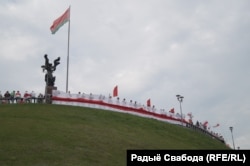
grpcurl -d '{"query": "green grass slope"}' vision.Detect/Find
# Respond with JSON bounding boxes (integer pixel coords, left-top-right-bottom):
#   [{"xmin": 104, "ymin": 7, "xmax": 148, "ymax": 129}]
[{"xmin": 0, "ymin": 104, "xmax": 228, "ymax": 166}]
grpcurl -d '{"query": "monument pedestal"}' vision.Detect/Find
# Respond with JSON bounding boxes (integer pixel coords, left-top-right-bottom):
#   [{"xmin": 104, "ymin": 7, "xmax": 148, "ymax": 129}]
[{"xmin": 45, "ymin": 86, "xmax": 57, "ymax": 104}]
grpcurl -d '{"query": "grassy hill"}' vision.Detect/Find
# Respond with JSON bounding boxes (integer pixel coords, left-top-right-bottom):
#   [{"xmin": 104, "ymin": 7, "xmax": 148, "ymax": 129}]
[{"xmin": 0, "ymin": 104, "xmax": 228, "ymax": 166}]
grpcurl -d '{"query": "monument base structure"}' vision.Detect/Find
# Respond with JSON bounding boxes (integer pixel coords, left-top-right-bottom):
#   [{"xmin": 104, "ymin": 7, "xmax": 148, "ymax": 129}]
[{"xmin": 45, "ymin": 86, "xmax": 57, "ymax": 104}]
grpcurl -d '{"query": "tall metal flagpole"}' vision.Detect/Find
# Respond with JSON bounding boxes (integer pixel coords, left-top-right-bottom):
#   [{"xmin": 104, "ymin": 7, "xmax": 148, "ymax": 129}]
[{"xmin": 66, "ymin": 6, "xmax": 71, "ymax": 93}]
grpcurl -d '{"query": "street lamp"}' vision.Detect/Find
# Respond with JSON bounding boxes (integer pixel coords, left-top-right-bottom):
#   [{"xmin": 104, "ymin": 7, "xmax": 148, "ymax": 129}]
[
  {"xmin": 176, "ymin": 94, "xmax": 184, "ymax": 126},
  {"xmin": 229, "ymin": 126, "xmax": 235, "ymax": 150}
]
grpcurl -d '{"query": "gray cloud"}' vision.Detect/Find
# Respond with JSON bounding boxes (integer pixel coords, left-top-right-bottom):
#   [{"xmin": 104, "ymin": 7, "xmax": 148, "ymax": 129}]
[{"xmin": 0, "ymin": 0, "xmax": 250, "ymax": 149}]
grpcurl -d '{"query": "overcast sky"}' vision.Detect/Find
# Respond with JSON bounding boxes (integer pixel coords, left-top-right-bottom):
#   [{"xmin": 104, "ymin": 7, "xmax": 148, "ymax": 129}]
[{"xmin": 1, "ymin": 0, "xmax": 250, "ymax": 149}]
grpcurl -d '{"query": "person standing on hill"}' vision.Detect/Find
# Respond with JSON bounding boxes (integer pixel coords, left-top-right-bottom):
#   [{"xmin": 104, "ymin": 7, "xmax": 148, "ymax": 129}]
[
  {"xmin": 4, "ymin": 91, "xmax": 11, "ymax": 103},
  {"xmin": 15, "ymin": 91, "xmax": 22, "ymax": 103},
  {"xmin": 0, "ymin": 91, "xmax": 2, "ymax": 104},
  {"xmin": 24, "ymin": 91, "xmax": 31, "ymax": 103},
  {"xmin": 10, "ymin": 90, "xmax": 15, "ymax": 103}
]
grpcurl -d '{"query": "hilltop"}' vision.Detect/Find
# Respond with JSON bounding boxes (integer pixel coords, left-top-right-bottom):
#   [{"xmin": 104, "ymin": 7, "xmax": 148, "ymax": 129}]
[{"xmin": 0, "ymin": 104, "xmax": 229, "ymax": 166}]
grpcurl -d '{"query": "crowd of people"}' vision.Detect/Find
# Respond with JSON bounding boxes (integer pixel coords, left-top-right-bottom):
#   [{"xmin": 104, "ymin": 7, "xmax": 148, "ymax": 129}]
[
  {"xmin": 0, "ymin": 90, "xmax": 44, "ymax": 104},
  {"xmin": 186, "ymin": 120, "xmax": 225, "ymax": 143}
]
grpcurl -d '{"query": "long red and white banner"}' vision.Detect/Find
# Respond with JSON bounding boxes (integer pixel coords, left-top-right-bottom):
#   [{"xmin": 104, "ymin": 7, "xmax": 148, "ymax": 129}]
[{"xmin": 51, "ymin": 90, "xmax": 185, "ymax": 125}]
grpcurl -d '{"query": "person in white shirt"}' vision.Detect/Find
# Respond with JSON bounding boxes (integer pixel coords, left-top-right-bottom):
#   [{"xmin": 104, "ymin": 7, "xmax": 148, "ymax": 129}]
[
  {"xmin": 31, "ymin": 91, "xmax": 36, "ymax": 103},
  {"xmin": 15, "ymin": 91, "xmax": 22, "ymax": 103},
  {"xmin": 31, "ymin": 91, "xmax": 36, "ymax": 98}
]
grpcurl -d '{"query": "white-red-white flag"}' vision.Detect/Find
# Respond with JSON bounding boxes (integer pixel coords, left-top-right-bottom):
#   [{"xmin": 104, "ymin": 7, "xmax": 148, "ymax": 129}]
[
  {"xmin": 169, "ymin": 108, "xmax": 175, "ymax": 113},
  {"xmin": 203, "ymin": 121, "xmax": 209, "ymax": 127}
]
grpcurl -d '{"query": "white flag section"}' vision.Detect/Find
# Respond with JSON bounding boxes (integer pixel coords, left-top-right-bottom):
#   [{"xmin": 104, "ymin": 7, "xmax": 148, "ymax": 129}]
[{"xmin": 52, "ymin": 90, "xmax": 183, "ymax": 125}]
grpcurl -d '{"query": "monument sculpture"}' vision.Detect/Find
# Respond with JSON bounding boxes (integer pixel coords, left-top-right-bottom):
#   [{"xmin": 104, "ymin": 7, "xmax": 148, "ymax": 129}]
[{"xmin": 41, "ymin": 54, "xmax": 60, "ymax": 103}]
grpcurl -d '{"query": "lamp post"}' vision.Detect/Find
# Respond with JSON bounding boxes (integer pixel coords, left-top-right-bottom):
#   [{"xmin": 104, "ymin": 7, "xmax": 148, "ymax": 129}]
[
  {"xmin": 229, "ymin": 126, "xmax": 235, "ymax": 150},
  {"xmin": 176, "ymin": 94, "xmax": 184, "ymax": 126}
]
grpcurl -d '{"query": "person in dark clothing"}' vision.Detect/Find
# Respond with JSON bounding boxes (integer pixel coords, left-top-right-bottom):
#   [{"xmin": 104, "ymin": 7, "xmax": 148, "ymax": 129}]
[{"xmin": 4, "ymin": 91, "xmax": 11, "ymax": 103}]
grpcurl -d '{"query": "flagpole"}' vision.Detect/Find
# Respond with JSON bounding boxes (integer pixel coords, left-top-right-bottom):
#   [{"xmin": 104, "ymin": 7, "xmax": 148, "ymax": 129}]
[{"xmin": 66, "ymin": 6, "xmax": 71, "ymax": 93}]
